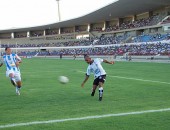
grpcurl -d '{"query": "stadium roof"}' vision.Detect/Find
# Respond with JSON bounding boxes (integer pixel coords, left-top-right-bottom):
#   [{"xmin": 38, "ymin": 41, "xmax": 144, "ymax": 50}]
[{"xmin": 1, "ymin": 0, "xmax": 170, "ymax": 33}]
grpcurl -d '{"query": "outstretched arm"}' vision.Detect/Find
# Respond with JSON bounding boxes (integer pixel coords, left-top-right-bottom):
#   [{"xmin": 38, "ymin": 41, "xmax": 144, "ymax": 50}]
[
  {"xmin": 15, "ymin": 55, "xmax": 22, "ymax": 67},
  {"xmin": 81, "ymin": 74, "xmax": 90, "ymax": 88},
  {"xmin": 103, "ymin": 59, "xmax": 114, "ymax": 64}
]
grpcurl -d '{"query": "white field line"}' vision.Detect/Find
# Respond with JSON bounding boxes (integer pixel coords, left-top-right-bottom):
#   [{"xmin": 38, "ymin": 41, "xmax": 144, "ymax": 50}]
[
  {"xmin": 76, "ymin": 70, "xmax": 170, "ymax": 85},
  {"xmin": 0, "ymin": 108, "xmax": 170, "ymax": 129},
  {"xmin": 109, "ymin": 75, "xmax": 170, "ymax": 85}
]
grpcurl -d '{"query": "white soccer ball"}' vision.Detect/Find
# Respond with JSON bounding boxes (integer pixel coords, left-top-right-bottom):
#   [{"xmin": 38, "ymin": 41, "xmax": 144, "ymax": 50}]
[{"xmin": 59, "ymin": 76, "xmax": 69, "ymax": 84}]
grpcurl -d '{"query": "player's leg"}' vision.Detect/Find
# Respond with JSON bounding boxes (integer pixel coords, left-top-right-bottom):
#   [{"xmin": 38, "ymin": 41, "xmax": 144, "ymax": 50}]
[
  {"xmin": 91, "ymin": 79, "xmax": 98, "ymax": 96},
  {"xmin": 6, "ymin": 70, "xmax": 21, "ymax": 95},
  {"xmin": 11, "ymin": 79, "xmax": 17, "ymax": 86},
  {"xmin": 15, "ymin": 73, "xmax": 22, "ymax": 95},
  {"xmin": 98, "ymin": 75, "xmax": 106, "ymax": 101},
  {"xmin": 7, "ymin": 71, "xmax": 17, "ymax": 87},
  {"xmin": 98, "ymin": 82, "xmax": 104, "ymax": 101},
  {"xmin": 91, "ymin": 85, "xmax": 97, "ymax": 96},
  {"xmin": 15, "ymin": 80, "xmax": 22, "ymax": 95}
]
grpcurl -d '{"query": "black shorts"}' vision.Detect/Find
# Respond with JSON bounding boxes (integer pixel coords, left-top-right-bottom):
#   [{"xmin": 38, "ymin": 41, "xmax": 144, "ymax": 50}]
[{"xmin": 93, "ymin": 75, "xmax": 106, "ymax": 86}]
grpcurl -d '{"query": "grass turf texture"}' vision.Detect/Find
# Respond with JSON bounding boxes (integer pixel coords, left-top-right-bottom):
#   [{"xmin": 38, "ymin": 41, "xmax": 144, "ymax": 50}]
[{"xmin": 0, "ymin": 58, "xmax": 170, "ymax": 130}]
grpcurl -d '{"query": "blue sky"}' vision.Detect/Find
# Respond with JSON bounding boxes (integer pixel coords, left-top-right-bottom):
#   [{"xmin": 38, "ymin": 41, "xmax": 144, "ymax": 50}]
[{"xmin": 0, "ymin": 0, "xmax": 115, "ymax": 30}]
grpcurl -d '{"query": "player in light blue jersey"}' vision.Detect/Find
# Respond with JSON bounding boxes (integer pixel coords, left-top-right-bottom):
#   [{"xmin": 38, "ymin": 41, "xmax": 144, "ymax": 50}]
[
  {"xmin": 81, "ymin": 55, "xmax": 114, "ymax": 101},
  {"xmin": 3, "ymin": 47, "xmax": 22, "ymax": 95}
]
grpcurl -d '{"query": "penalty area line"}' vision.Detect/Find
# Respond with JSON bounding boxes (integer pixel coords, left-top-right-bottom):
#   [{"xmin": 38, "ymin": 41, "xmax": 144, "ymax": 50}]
[{"xmin": 0, "ymin": 108, "xmax": 170, "ymax": 129}]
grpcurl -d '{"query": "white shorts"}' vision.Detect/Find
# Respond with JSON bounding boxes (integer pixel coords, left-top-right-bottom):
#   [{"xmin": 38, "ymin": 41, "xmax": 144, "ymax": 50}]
[{"xmin": 6, "ymin": 70, "xmax": 21, "ymax": 82}]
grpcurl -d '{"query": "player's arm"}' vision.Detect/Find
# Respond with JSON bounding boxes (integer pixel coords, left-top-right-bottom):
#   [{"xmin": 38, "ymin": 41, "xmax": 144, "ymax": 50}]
[
  {"xmin": 16, "ymin": 55, "xmax": 22, "ymax": 63},
  {"xmin": 103, "ymin": 59, "xmax": 114, "ymax": 64},
  {"xmin": 15, "ymin": 55, "xmax": 22, "ymax": 67},
  {"xmin": 81, "ymin": 74, "xmax": 90, "ymax": 88}
]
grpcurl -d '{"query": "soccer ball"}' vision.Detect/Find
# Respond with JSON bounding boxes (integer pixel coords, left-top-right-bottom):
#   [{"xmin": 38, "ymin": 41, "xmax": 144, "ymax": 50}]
[{"xmin": 59, "ymin": 76, "xmax": 69, "ymax": 84}]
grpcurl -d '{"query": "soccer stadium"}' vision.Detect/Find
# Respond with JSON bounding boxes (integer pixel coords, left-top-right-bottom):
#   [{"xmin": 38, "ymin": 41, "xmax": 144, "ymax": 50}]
[{"xmin": 0, "ymin": 0, "xmax": 170, "ymax": 129}]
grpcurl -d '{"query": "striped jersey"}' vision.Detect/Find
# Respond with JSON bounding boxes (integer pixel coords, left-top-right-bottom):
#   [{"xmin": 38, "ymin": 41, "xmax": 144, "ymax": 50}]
[{"xmin": 3, "ymin": 53, "xmax": 21, "ymax": 72}]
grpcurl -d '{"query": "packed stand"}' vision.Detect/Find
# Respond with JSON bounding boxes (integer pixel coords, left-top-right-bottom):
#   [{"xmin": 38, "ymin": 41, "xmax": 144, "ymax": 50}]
[
  {"xmin": 105, "ymin": 14, "xmax": 163, "ymax": 32},
  {"xmin": 12, "ymin": 42, "xmax": 170, "ymax": 57},
  {"xmin": 132, "ymin": 33, "xmax": 170, "ymax": 43}
]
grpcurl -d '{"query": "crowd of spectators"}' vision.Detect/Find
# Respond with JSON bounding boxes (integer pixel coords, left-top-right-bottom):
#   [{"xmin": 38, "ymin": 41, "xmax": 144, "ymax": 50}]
[
  {"xmin": 123, "ymin": 42, "xmax": 170, "ymax": 55},
  {"xmin": 0, "ymin": 34, "xmax": 130, "ymax": 48},
  {"xmin": 1, "ymin": 32, "xmax": 170, "ymax": 57},
  {"xmin": 30, "ymin": 32, "xmax": 43, "ymax": 37},
  {"xmin": 12, "ymin": 42, "xmax": 170, "ymax": 57},
  {"xmin": 132, "ymin": 33, "xmax": 170, "ymax": 43},
  {"xmin": 46, "ymin": 30, "xmax": 58, "ymax": 35},
  {"xmin": 105, "ymin": 14, "xmax": 162, "ymax": 32},
  {"xmin": 1, "ymin": 32, "xmax": 169, "ymax": 49},
  {"xmin": 1, "ymin": 40, "xmax": 91, "ymax": 48}
]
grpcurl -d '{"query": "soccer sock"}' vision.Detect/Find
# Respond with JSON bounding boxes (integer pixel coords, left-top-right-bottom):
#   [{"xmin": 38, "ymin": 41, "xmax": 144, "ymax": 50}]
[
  {"xmin": 99, "ymin": 87, "xmax": 103, "ymax": 97},
  {"xmin": 16, "ymin": 87, "xmax": 18, "ymax": 92},
  {"xmin": 15, "ymin": 86, "xmax": 21, "ymax": 95},
  {"xmin": 16, "ymin": 86, "xmax": 21, "ymax": 92}
]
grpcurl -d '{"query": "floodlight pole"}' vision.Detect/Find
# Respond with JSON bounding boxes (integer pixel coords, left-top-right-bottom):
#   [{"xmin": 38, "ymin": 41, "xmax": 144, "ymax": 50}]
[{"xmin": 56, "ymin": 0, "xmax": 61, "ymax": 22}]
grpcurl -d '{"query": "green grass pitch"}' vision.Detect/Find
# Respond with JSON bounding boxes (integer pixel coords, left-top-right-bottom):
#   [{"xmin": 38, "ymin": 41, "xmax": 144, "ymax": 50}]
[{"xmin": 0, "ymin": 58, "xmax": 170, "ymax": 130}]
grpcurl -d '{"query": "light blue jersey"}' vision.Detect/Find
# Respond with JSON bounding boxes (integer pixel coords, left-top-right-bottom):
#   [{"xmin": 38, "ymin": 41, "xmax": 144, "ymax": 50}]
[{"xmin": 3, "ymin": 53, "xmax": 21, "ymax": 72}]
